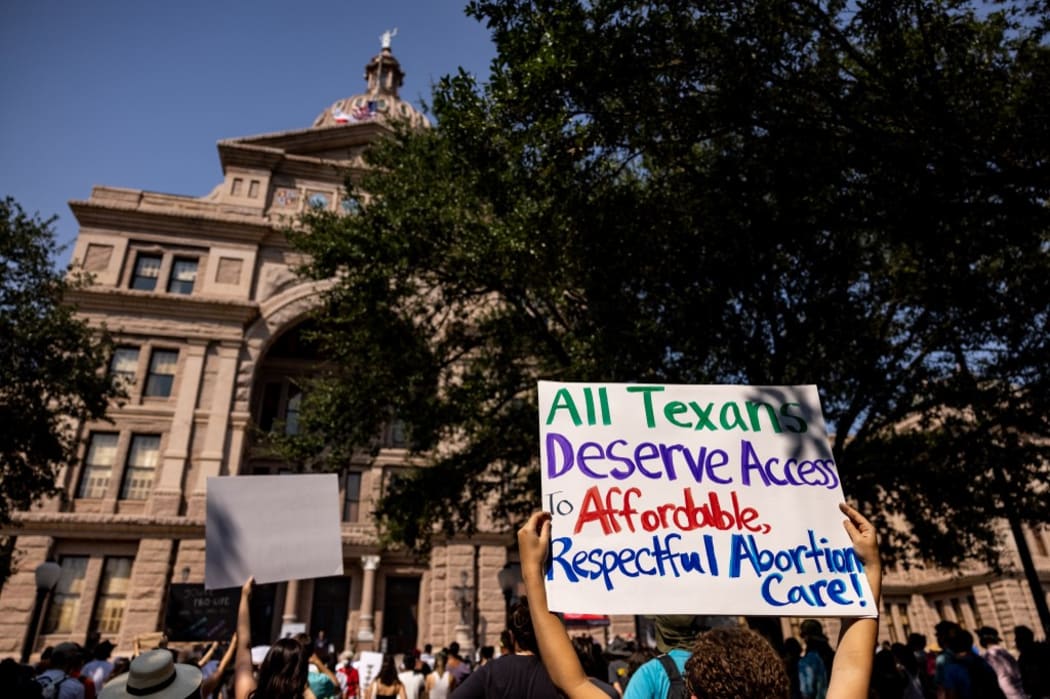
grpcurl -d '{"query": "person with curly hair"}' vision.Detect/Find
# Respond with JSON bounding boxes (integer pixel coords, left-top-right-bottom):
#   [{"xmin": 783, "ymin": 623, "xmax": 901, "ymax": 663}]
[
  {"xmin": 683, "ymin": 627, "xmax": 790, "ymax": 698},
  {"xmin": 517, "ymin": 502, "xmax": 882, "ymax": 699}
]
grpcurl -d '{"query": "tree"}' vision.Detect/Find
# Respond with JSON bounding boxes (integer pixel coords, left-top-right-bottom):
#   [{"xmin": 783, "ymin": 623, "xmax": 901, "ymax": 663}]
[
  {"xmin": 0, "ymin": 198, "xmax": 121, "ymax": 529},
  {"xmin": 289, "ymin": 0, "xmax": 1050, "ymax": 585}
]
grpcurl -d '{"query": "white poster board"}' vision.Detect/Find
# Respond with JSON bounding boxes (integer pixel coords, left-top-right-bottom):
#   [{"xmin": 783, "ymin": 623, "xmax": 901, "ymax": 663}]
[
  {"xmin": 355, "ymin": 651, "xmax": 384, "ymax": 690},
  {"xmin": 205, "ymin": 474, "xmax": 344, "ymax": 590},
  {"xmin": 538, "ymin": 382, "xmax": 876, "ymax": 617}
]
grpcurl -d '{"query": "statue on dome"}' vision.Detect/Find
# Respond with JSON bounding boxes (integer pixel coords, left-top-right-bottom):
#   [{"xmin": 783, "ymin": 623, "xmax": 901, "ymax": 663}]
[{"xmin": 380, "ymin": 27, "xmax": 398, "ymax": 50}]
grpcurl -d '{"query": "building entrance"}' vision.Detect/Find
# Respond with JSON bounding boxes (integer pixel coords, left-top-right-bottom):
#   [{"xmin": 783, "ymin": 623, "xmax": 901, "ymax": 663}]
[
  {"xmin": 310, "ymin": 575, "xmax": 350, "ymax": 653},
  {"xmin": 381, "ymin": 576, "xmax": 420, "ymax": 654}
]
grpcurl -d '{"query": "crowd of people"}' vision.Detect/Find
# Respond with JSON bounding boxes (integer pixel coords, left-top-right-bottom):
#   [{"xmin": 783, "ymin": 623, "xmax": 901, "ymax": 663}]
[{"xmin": 5, "ymin": 502, "xmax": 1050, "ymax": 699}]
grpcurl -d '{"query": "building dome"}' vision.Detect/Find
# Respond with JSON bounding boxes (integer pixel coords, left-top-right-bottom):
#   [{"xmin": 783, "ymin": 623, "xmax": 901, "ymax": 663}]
[{"xmin": 313, "ymin": 37, "xmax": 429, "ymax": 130}]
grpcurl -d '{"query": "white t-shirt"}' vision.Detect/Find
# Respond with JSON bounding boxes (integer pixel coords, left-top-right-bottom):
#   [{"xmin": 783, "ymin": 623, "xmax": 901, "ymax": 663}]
[{"xmin": 398, "ymin": 671, "xmax": 425, "ymax": 699}]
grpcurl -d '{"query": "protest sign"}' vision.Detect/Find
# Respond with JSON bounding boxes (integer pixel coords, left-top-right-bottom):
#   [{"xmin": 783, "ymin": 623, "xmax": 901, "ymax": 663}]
[
  {"xmin": 164, "ymin": 584, "xmax": 238, "ymax": 641},
  {"xmin": 205, "ymin": 474, "xmax": 343, "ymax": 590},
  {"xmin": 356, "ymin": 651, "xmax": 384, "ymax": 690},
  {"xmin": 538, "ymin": 382, "xmax": 876, "ymax": 617}
]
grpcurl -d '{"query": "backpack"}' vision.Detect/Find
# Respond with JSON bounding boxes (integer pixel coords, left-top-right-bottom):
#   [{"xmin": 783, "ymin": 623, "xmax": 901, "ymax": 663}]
[
  {"xmin": 657, "ymin": 654, "xmax": 687, "ymax": 699},
  {"xmin": 35, "ymin": 673, "xmax": 68, "ymax": 699}
]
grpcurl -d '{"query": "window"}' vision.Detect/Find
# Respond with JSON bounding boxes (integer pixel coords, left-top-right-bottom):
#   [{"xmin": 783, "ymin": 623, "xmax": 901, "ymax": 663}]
[
  {"xmin": 79, "ymin": 433, "xmax": 118, "ymax": 498},
  {"xmin": 343, "ymin": 471, "xmax": 362, "ymax": 522},
  {"xmin": 231, "ymin": 177, "xmax": 244, "ymax": 196},
  {"xmin": 120, "ymin": 435, "xmax": 160, "ymax": 500},
  {"xmin": 258, "ymin": 379, "xmax": 303, "ymax": 434},
  {"xmin": 284, "ymin": 386, "xmax": 302, "ymax": 435},
  {"xmin": 167, "ymin": 258, "xmax": 198, "ymax": 294},
  {"xmin": 91, "ymin": 557, "xmax": 133, "ymax": 634},
  {"xmin": 144, "ymin": 349, "xmax": 178, "ymax": 397},
  {"xmin": 131, "ymin": 253, "xmax": 162, "ymax": 291},
  {"xmin": 248, "ymin": 180, "xmax": 260, "ymax": 198},
  {"xmin": 882, "ymin": 598, "xmax": 912, "ymax": 644},
  {"xmin": 933, "ymin": 591, "xmax": 982, "ymax": 629},
  {"xmin": 384, "ymin": 418, "xmax": 408, "ymax": 448},
  {"xmin": 1029, "ymin": 526, "xmax": 1049, "ymax": 558},
  {"xmin": 43, "ymin": 556, "xmax": 88, "ymax": 633},
  {"xmin": 109, "ymin": 347, "xmax": 139, "ymax": 384}
]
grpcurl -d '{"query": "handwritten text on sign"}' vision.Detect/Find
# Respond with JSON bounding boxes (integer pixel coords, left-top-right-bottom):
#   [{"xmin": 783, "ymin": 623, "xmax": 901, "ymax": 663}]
[{"xmin": 538, "ymin": 382, "xmax": 876, "ymax": 617}]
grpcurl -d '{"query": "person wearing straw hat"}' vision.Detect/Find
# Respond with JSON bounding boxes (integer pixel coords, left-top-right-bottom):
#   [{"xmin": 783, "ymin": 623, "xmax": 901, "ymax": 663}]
[{"xmin": 99, "ymin": 649, "xmax": 202, "ymax": 699}]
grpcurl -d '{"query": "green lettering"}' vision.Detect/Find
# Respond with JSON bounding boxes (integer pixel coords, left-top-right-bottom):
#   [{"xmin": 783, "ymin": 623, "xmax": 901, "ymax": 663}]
[
  {"xmin": 546, "ymin": 388, "xmax": 582, "ymax": 426},
  {"xmin": 745, "ymin": 401, "xmax": 783, "ymax": 433},
  {"xmin": 627, "ymin": 385, "xmax": 665, "ymax": 428}
]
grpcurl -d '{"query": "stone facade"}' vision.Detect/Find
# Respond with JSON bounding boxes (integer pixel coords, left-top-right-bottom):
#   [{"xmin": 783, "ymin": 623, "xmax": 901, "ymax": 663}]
[{"xmin": 1, "ymin": 43, "xmax": 1048, "ymax": 663}]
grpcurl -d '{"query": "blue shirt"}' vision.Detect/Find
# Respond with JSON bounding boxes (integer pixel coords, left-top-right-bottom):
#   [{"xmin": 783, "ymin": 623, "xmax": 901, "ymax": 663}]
[{"xmin": 623, "ymin": 649, "xmax": 690, "ymax": 699}]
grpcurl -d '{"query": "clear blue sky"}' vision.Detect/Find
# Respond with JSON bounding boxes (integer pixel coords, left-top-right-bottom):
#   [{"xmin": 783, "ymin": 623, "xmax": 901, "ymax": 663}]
[{"xmin": 0, "ymin": 0, "xmax": 496, "ymax": 265}]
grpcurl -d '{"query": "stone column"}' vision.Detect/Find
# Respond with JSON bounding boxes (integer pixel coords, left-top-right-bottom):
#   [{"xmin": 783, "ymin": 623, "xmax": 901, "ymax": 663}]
[
  {"xmin": 357, "ymin": 555, "xmax": 381, "ymax": 649},
  {"xmin": 283, "ymin": 580, "xmax": 300, "ymax": 624},
  {"xmin": 152, "ymin": 340, "xmax": 207, "ymax": 516},
  {"xmin": 189, "ymin": 342, "xmax": 241, "ymax": 517}
]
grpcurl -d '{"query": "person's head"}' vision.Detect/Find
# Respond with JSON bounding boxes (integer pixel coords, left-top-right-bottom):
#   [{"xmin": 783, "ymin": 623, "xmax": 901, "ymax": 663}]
[
  {"xmin": 448, "ymin": 642, "xmax": 460, "ymax": 658},
  {"xmin": 906, "ymin": 633, "xmax": 927, "ymax": 651},
  {"xmin": 378, "ymin": 654, "xmax": 399, "ymax": 685},
  {"xmin": 891, "ymin": 642, "xmax": 917, "ymax": 675},
  {"xmin": 1014, "ymin": 625, "xmax": 1035, "ymax": 651},
  {"xmin": 432, "ymin": 651, "xmax": 447, "ymax": 674},
  {"xmin": 653, "ymin": 615, "xmax": 703, "ymax": 653},
  {"xmin": 499, "ymin": 630, "xmax": 514, "ymax": 655},
  {"xmin": 782, "ymin": 637, "xmax": 802, "ymax": 660},
  {"xmin": 624, "ymin": 648, "xmax": 657, "ymax": 685},
  {"xmin": 253, "ymin": 637, "xmax": 310, "ymax": 699},
  {"xmin": 51, "ymin": 642, "xmax": 83, "ymax": 673},
  {"xmin": 571, "ymin": 636, "xmax": 602, "ymax": 677},
  {"xmin": 684, "ymin": 628, "xmax": 789, "ymax": 699},
  {"xmin": 110, "ymin": 657, "xmax": 131, "ymax": 680},
  {"xmin": 479, "ymin": 646, "xmax": 494, "ymax": 663},
  {"xmin": 799, "ymin": 620, "xmax": 827, "ymax": 645},
  {"xmin": 98, "ymin": 648, "xmax": 202, "ymax": 699},
  {"xmin": 946, "ymin": 629, "xmax": 974, "ymax": 655},
  {"xmin": 93, "ymin": 640, "xmax": 115, "ymax": 661},
  {"xmin": 509, "ymin": 596, "xmax": 539, "ymax": 654},
  {"xmin": 934, "ymin": 620, "xmax": 960, "ymax": 647},
  {"xmin": 424, "ymin": 644, "xmax": 432, "ymax": 654},
  {"xmin": 977, "ymin": 626, "xmax": 1001, "ymax": 648}
]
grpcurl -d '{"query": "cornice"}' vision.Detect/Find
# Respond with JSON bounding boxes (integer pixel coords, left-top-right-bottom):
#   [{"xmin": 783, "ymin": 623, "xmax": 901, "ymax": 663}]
[
  {"xmin": 221, "ymin": 121, "xmax": 389, "ymax": 153},
  {"xmin": 70, "ymin": 199, "xmax": 276, "ymax": 246},
  {"xmin": 5, "ymin": 512, "xmax": 387, "ymax": 548},
  {"xmin": 67, "ymin": 287, "xmax": 259, "ymax": 326},
  {"xmin": 6, "ymin": 511, "xmax": 205, "ymax": 540}
]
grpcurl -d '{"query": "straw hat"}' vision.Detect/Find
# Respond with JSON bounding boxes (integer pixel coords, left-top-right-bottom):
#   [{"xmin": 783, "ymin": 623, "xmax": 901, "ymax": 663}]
[{"xmin": 100, "ymin": 649, "xmax": 202, "ymax": 699}]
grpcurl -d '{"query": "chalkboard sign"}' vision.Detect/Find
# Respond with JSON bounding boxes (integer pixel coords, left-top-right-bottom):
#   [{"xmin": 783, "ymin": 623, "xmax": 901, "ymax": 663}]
[{"xmin": 164, "ymin": 584, "xmax": 239, "ymax": 642}]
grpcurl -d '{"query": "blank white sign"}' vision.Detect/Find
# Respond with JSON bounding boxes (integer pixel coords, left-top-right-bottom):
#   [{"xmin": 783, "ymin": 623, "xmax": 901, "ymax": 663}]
[{"xmin": 205, "ymin": 474, "xmax": 344, "ymax": 590}]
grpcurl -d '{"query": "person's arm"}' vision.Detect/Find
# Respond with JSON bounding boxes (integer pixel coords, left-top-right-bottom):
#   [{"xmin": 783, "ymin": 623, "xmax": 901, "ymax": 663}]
[
  {"xmin": 199, "ymin": 640, "xmax": 219, "ymax": 667},
  {"xmin": 518, "ymin": 511, "xmax": 607, "ymax": 699},
  {"xmin": 234, "ymin": 578, "xmax": 257, "ymax": 699},
  {"xmin": 311, "ymin": 654, "xmax": 340, "ymax": 686},
  {"xmin": 826, "ymin": 502, "xmax": 882, "ymax": 699},
  {"xmin": 201, "ymin": 633, "xmax": 237, "ymax": 698}
]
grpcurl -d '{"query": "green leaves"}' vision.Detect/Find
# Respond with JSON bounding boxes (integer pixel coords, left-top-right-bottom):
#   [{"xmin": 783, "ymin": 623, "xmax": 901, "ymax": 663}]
[
  {"xmin": 0, "ymin": 197, "xmax": 123, "ymax": 526},
  {"xmin": 292, "ymin": 1, "xmax": 1050, "ymax": 567}
]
